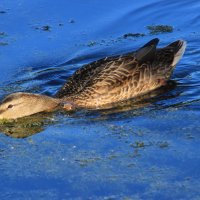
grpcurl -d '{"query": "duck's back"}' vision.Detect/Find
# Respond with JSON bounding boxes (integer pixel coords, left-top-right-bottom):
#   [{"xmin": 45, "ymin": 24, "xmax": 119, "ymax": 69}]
[
  {"xmin": 55, "ymin": 53, "xmax": 136, "ymax": 98},
  {"xmin": 56, "ymin": 38, "xmax": 186, "ymax": 108}
]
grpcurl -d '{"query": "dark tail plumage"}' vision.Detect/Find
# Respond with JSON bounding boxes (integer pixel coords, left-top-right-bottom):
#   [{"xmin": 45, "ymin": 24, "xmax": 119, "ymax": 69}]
[{"xmin": 166, "ymin": 40, "xmax": 187, "ymax": 67}]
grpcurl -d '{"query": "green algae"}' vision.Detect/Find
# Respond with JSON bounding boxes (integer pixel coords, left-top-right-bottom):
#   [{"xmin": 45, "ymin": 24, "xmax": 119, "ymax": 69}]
[
  {"xmin": 0, "ymin": 32, "xmax": 7, "ymax": 37},
  {"xmin": 0, "ymin": 113, "xmax": 55, "ymax": 138},
  {"xmin": 41, "ymin": 25, "xmax": 51, "ymax": 31},
  {"xmin": 123, "ymin": 33, "xmax": 145, "ymax": 38},
  {"xmin": 0, "ymin": 42, "xmax": 8, "ymax": 46},
  {"xmin": 87, "ymin": 41, "xmax": 97, "ymax": 47},
  {"xmin": 158, "ymin": 141, "xmax": 169, "ymax": 148},
  {"xmin": 147, "ymin": 25, "xmax": 173, "ymax": 34},
  {"xmin": 35, "ymin": 25, "xmax": 51, "ymax": 31},
  {"xmin": 68, "ymin": 19, "xmax": 75, "ymax": 23},
  {"xmin": 130, "ymin": 141, "xmax": 145, "ymax": 148}
]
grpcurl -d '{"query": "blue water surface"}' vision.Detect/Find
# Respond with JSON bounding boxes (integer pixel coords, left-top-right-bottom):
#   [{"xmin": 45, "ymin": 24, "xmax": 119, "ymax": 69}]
[{"xmin": 0, "ymin": 0, "xmax": 200, "ymax": 199}]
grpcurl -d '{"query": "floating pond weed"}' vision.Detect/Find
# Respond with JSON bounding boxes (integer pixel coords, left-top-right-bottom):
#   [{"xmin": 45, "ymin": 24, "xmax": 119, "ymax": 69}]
[{"xmin": 147, "ymin": 25, "xmax": 174, "ymax": 34}]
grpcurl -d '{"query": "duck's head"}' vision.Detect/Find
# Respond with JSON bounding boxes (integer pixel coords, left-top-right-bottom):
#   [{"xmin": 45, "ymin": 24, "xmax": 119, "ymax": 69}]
[{"xmin": 0, "ymin": 92, "xmax": 65, "ymax": 119}]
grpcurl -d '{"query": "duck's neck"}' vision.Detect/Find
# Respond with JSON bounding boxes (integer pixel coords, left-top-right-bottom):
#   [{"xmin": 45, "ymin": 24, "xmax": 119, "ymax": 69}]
[{"xmin": 40, "ymin": 95, "xmax": 76, "ymax": 112}]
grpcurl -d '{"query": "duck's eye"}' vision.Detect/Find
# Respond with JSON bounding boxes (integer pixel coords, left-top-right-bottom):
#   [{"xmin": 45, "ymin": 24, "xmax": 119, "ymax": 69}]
[{"xmin": 7, "ymin": 104, "xmax": 13, "ymax": 109}]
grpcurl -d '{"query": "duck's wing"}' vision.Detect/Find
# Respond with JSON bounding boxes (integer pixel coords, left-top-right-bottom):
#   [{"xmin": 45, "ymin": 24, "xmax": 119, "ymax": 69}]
[
  {"xmin": 55, "ymin": 38, "xmax": 159, "ymax": 98},
  {"xmin": 85, "ymin": 38, "xmax": 159, "ymax": 86},
  {"xmin": 55, "ymin": 55, "xmax": 123, "ymax": 98}
]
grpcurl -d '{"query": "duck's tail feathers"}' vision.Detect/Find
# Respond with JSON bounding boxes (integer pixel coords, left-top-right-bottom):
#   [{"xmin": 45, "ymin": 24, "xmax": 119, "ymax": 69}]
[
  {"xmin": 135, "ymin": 38, "xmax": 159, "ymax": 63},
  {"xmin": 142, "ymin": 38, "xmax": 159, "ymax": 48},
  {"xmin": 167, "ymin": 40, "xmax": 187, "ymax": 67}
]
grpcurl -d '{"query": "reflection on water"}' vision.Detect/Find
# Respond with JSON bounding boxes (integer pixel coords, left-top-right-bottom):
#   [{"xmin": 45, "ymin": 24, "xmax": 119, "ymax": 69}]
[
  {"xmin": 1, "ymin": 0, "xmax": 200, "ymax": 199},
  {"xmin": 0, "ymin": 113, "xmax": 55, "ymax": 138}
]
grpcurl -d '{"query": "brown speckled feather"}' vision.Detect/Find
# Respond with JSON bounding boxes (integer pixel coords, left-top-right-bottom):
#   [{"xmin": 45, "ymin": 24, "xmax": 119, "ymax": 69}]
[
  {"xmin": 56, "ymin": 38, "xmax": 186, "ymax": 108},
  {"xmin": 55, "ymin": 55, "xmax": 121, "ymax": 97}
]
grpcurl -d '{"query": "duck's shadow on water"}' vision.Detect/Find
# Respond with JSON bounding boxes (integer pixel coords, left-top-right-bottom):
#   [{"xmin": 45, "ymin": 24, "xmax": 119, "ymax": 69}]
[{"xmin": 0, "ymin": 81, "xmax": 179, "ymax": 139}]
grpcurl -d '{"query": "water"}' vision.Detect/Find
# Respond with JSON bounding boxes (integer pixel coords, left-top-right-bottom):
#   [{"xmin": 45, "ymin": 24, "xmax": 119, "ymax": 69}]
[{"xmin": 0, "ymin": 0, "xmax": 200, "ymax": 199}]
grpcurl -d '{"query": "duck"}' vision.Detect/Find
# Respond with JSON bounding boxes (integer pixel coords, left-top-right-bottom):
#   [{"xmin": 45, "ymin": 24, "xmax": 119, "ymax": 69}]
[{"xmin": 0, "ymin": 38, "xmax": 186, "ymax": 119}]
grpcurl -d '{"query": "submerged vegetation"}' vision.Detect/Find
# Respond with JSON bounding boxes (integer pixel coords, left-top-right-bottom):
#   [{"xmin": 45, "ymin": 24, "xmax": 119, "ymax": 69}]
[
  {"xmin": 34, "ymin": 25, "xmax": 51, "ymax": 31},
  {"xmin": 147, "ymin": 25, "xmax": 174, "ymax": 34},
  {"xmin": 0, "ymin": 42, "xmax": 8, "ymax": 46},
  {"xmin": 122, "ymin": 24, "xmax": 173, "ymax": 40},
  {"xmin": 87, "ymin": 41, "xmax": 97, "ymax": 47},
  {"xmin": 0, "ymin": 113, "xmax": 55, "ymax": 138},
  {"xmin": 123, "ymin": 33, "xmax": 146, "ymax": 38},
  {"xmin": 0, "ymin": 32, "xmax": 7, "ymax": 37}
]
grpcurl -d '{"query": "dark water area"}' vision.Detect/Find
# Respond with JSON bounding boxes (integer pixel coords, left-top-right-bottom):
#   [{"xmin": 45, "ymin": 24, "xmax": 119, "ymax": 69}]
[{"xmin": 0, "ymin": 0, "xmax": 200, "ymax": 199}]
